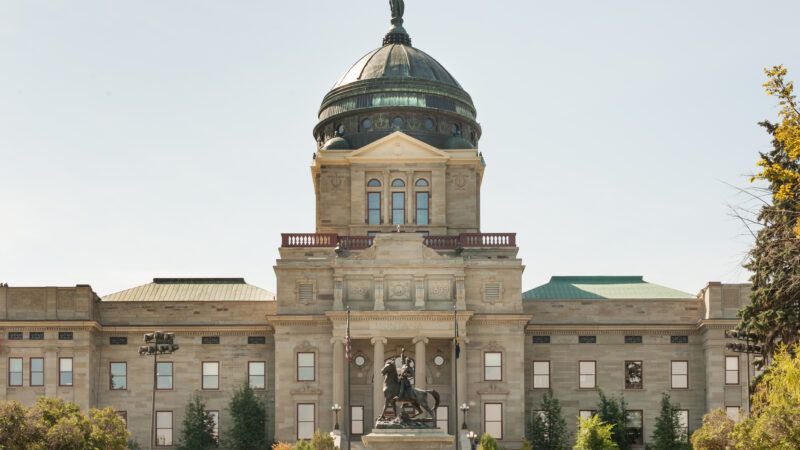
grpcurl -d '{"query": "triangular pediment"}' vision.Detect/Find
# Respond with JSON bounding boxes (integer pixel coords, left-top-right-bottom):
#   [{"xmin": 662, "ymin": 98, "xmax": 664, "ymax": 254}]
[{"xmin": 347, "ymin": 132, "xmax": 450, "ymax": 162}]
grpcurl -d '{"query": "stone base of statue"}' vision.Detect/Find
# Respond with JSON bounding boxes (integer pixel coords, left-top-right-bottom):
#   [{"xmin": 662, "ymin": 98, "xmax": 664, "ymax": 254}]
[{"xmin": 361, "ymin": 428, "xmax": 454, "ymax": 450}]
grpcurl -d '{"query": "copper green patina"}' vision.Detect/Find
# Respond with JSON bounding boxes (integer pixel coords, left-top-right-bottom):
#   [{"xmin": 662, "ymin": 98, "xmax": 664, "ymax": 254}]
[
  {"xmin": 523, "ymin": 276, "xmax": 695, "ymax": 300},
  {"xmin": 314, "ymin": 0, "xmax": 480, "ymax": 151}
]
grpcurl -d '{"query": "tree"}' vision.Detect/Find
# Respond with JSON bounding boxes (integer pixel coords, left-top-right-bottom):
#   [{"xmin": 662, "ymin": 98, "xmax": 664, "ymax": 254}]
[
  {"xmin": 527, "ymin": 390, "xmax": 569, "ymax": 449},
  {"xmin": 738, "ymin": 65, "xmax": 800, "ymax": 361},
  {"xmin": 596, "ymin": 391, "xmax": 629, "ymax": 450},
  {"xmin": 175, "ymin": 396, "xmax": 217, "ymax": 450},
  {"xmin": 690, "ymin": 409, "xmax": 735, "ymax": 450},
  {"xmin": 647, "ymin": 393, "xmax": 689, "ymax": 450},
  {"xmin": 226, "ymin": 382, "xmax": 268, "ymax": 450},
  {"xmin": 310, "ymin": 430, "xmax": 336, "ymax": 450},
  {"xmin": 0, "ymin": 397, "xmax": 128, "ymax": 450},
  {"xmin": 293, "ymin": 441, "xmax": 314, "ymax": 450},
  {"xmin": 573, "ymin": 415, "xmax": 620, "ymax": 450},
  {"xmin": 477, "ymin": 432, "xmax": 501, "ymax": 450}
]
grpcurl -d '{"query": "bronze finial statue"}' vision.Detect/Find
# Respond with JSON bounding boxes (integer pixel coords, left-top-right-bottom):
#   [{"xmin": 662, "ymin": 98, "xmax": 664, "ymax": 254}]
[{"xmin": 390, "ymin": 0, "xmax": 404, "ymax": 23}]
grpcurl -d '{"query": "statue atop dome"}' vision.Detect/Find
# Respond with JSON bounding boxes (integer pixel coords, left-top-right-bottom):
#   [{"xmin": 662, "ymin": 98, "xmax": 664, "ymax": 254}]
[{"xmin": 390, "ymin": 0, "xmax": 404, "ymax": 24}]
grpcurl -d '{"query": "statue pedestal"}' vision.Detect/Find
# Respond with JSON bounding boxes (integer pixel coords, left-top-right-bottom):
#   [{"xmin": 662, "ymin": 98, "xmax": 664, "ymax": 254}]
[{"xmin": 361, "ymin": 428, "xmax": 454, "ymax": 450}]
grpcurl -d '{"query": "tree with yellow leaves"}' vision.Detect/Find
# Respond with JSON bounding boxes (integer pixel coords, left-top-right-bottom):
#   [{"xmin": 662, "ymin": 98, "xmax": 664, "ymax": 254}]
[{"xmin": 738, "ymin": 65, "xmax": 800, "ymax": 361}]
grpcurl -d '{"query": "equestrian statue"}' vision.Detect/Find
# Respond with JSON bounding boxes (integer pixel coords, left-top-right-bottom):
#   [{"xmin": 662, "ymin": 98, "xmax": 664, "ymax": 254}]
[{"xmin": 377, "ymin": 348, "xmax": 440, "ymax": 427}]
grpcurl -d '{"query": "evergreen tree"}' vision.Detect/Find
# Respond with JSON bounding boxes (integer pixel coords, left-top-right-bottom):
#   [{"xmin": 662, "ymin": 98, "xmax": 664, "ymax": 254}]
[
  {"xmin": 573, "ymin": 415, "xmax": 620, "ymax": 450},
  {"xmin": 527, "ymin": 390, "xmax": 569, "ymax": 449},
  {"xmin": 596, "ymin": 391, "xmax": 629, "ymax": 450},
  {"xmin": 175, "ymin": 396, "xmax": 217, "ymax": 450},
  {"xmin": 738, "ymin": 66, "xmax": 800, "ymax": 361},
  {"xmin": 647, "ymin": 393, "xmax": 689, "ymax": 450},
  {"xmin": 226, "ymin": 382, "xmax": 268, "ymax": 450}
]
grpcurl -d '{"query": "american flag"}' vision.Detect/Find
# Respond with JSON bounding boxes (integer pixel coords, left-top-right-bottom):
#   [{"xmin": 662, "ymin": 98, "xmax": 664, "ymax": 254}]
[{"xmin": 345, "ymin": 307, "xmax": 352, "ymax": 362}]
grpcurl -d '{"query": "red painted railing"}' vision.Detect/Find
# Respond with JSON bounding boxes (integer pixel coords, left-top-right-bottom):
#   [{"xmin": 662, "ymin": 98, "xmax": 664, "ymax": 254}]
[{"xmin": 281, "ymin": 233, "xmax": 516, "ymax": 250}]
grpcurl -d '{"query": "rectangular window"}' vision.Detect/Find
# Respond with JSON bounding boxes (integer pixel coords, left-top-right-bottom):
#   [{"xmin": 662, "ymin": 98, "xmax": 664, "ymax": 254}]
[
  {"xmin": 436, "ymin": 406, "xmax": 449, "ymax": 433},
  {"xmin": 248, "ymin": 361, "xmax": 266, "ymax": 389},
  {"xmin": 7, "ymin": 332, "xmax": 22, "ymax": 340},
  {"xmin": 29, "ymin": 332, "xmax": 44, "ymax": 340},
  {"xmin": 415, "ymin": 192, "xmax": 429, "ymax": 225},
  {"xmin": 202, "ymin": 362, "xmax": 220, "ymax": 390},
  {"xmin": 297, "ymin": 352, "xmax": 315, "ymax": 381},
  {"xmin": 579, "ymin": 410, "xmax": 596, "ymax": 421},
  {"xmin": 58, "ymin": 332, "xmax": 73, "ymax": 340},
  {"xmin": 532, "ymin": 361, "xmax": 550, "ymax": 389},
  {"xmin": 626, "ymin": 410, "xmax": 644, "ymax": 445},
  {"xmin": 671, "ymin": 361, "xmax": 688, "ymax": 389},
  {"xmin": 578, "ymin": 335, "xmax": 596, "ymax": 344},
  {"xmin": 110, "ymin": 362, "xmax": 127, "ymax": 390},
  {"xmin": 725, "ymin": 356, "xmax": 739, "ymax": 385},
  {"xmin": 677, "ymin": 410, "xmax": 689, "ymax": 438},
  {"xmin": 367, "ymin": 192, "xmax": 381, "ymax": 225},
  {"xmin": 725, "ymin": 406, "xmax": 740, "ymax": 422},
  {"xmin": 117, "ymin": 411, "xmax": 128, "ymax": 429},
  {"xmin": 579, "ymin": 361, "xmax": 596, "ymax": 389},
  {"xmin": 156, "ymin": 362, "xmax": 173, "ymax": 389},
  {"xmin": 484, "ymin": 403, "xmax": 503, "ymax": 440},
  {"xmin": 59, "ymin": 358, "xmax": 73, "ymax": 386},
  {"xmin": 671, "ymin": 335, "xmax": 689, "ymax": 344},
  {"xmin": 208, "ymin": 410, "xmax": 219, "ymax": 440},
  {"xmin": 8, "ymin": 357, "xmax": 23, "ymax": 386},
  {"xmin": 30, "ymin": 358, "xmax": 44, "ymax": 386},
  {"xmin": 392, "ymin": 192, "xmax": 405, "ymax": 225},
  {"xmin": 351, "ymin": 406, "xmax": 364, "ymax": 436},
  {"xmin": 297, "ymin": 404, "xmax": 315, "ymax": 440},
  {"xmin": 532, "ymin": 335, "xmax": 551, "ymax": 344},
  {"xmin": 625, "ymin": 361, "xmax": 643, "ymax": 389},
  {"xmin": 109, "ymin": 336, "xmax": 127, "ymax": 345},
  {"xmin": 624, "ymin": 335, "xmax": 642, "ymax": 344},
  {"xmin": 484, "ymin": 352, "xmax": 502, "ymax": 381},
  {"xmin": 156, "ymin": 411, "xmax": 173, "ymax": 446},
  {"xmin": 202, "ymin": 336, "xmax": 220, "ymax": 345},
  {"xmin": 248, "ymin": 336, "xmax": 266, "ymax": 345}
]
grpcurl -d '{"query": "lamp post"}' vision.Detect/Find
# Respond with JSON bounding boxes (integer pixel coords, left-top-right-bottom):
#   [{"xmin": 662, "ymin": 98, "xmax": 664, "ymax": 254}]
[
  {"xmin": 332, "ymin": 403, "xmax": 342, "ymax": 430},
  {"xmin": 466, "ymin": 431, "xmax": 477, "ymax": 449},
  {"xmin": 459, "ymin": 403, "xmax": 470, "ymax": 430},
  {"xmin": 139, "ymin": 331, "xmax": 179, "ymax": 450}
]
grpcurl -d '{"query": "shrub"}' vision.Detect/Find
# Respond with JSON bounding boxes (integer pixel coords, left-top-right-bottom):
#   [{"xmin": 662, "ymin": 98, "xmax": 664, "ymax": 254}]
[
  {"xmin": 574, "ymin": 415, "xmax": 620, "ymax": 450},
  {"xmin": 477, "ymin": 432, "xmax": 501, "ymax": 450}
]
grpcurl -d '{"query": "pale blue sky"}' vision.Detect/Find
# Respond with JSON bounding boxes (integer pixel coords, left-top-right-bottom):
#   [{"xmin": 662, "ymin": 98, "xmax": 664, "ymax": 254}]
[{"xmin": 1, "ymin": 0, "xmax": 797, "ymax": 296}]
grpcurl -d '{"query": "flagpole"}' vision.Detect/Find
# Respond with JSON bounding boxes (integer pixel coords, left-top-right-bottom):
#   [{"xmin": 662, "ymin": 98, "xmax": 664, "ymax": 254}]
[
  {"xmin": 345, "ymin": 307, "xmax": 351, "ymax": 450},
  {"xmin": 453, "ymin": 305, "xmax": 459, "ymax": 450}
]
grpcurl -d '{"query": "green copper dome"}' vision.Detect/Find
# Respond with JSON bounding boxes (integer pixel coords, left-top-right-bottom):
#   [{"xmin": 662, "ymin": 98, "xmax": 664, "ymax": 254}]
[{"xmin": 314, "ymin": 2, "xmax": 480, "ymax": 151}]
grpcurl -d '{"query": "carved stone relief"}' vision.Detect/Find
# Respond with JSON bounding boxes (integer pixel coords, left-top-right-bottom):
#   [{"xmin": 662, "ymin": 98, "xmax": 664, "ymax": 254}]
[
  {"xmin": 427, "ymin": 279, "xmax": 452, "ymax": 301},
  {"xmin": 387, "ymin": 279, "xmax": 412, "ymax": 301},
  {"xmin": 347, "ymin": 279, "xmax": 372, "ymax": 301}
]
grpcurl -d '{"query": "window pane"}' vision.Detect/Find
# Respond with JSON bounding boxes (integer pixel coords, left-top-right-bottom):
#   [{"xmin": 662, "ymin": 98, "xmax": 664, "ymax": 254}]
[
  {"xmin": 249, "ymin": 375, "xmax": 265, "ymax": 389},
  {"xmin": 368, "ymin": 193, "xmax": 381, "ymax": 209},
  {"xmin": 533, "ymin": 361, "xmax": 549, "ymax": 374},
  {"xmin": 415, "ymin": 179, "xmax": 429, "ymax": 187},
  {"xmin": 672, "ymin": 361, "xmax": 688, "ymax": 375},
  {"xmin": 157, "ymin": 430, "xmax": 173, "ymax": 446},
  {"xmin": 579, "ymin": 361, "xmax": 595, "ymax": 374},
  {"xmin": 298, "ymin": 422, "xmax": 314, "ymax": 440},
  {"xmin": 485, "ymin": 353, "xmax": 501, "ymax": 366},
  {"xmin": 625, "ymin": 361, "xmax": 643, "ymax": 389},
  {"xmin": 31, "ymin": 372, "xmax": 43, "ymax": 386},
  {"xmin": 436, "ymin": 406, "xmax": 449, "ymax": 431},
  {"xmin": 111, "ymin": 362, "xmax": 126, "ymax": 376},
  {"xmin": 31, "ymin": 358, "xmax": 43, "ymax": 372},
  {"xmin": 60, "ymin": 358, "xmax": 72, "ymax": 371},
  {"xmin": 367, "ymin": 179, "xmax": 381, "ymax": 187},
  {"xmin": 156, "ymin": 362, "xmax": 172, "ymax": 389},
  {"xmin": 203, "ymin": 362, "xmax": 219, "ymax": 376},
  {"xmin": 627, "ymin": 411, "xmax": 643, "ymax": 426},
  {"xmin": 726, "ymin": 356, "xmax": 739, "ymax": 371},
  {"xmin": 485, "ymin": 422, "xmax": 502, "ymax": 439},
  {"xmin": 10, "ymin": 358, "xmax": 22, "ymax": 371},
  {"xmin": 533, "ymin": 374, "xmax": 549, "ymax": 389},
  {"xmin": 298, "ymin": 367, "xmax": 314, "ymax": 381},
  {"xmin": 10, "ymin": 373, "xmax": 22, "ymax": 386},
  {"xmin": 391, "ymin": 179, "xmax": 405, "ymax": 187},
  {"xmin": 678, "ymin": 410, "xmax": 688, "ymax": 428},
  {"xmin": 416, "ymin": 210, "xmax": 429, "ymax": 225},
  {"xmin": 157, "ymin": 411, "xmax": 172, "ymax": 427},
  {"xmin": 579, "ymin": 374, "xmax": 595, "ymax": 388},
  {"xmin": 298, "ymin": 353, "xmax": 314, "ymax": 366},
  {"xmin": 485, "ymin": 404, "xmax": 502, "ymax": 421},
  {"xmin": 579, "ymin": 410, "xmax": 594, "ymax": 420},
  {"xmin": 368, "ymin": 210, "xmax": 381, "ymax": 224},
  {"xmin": 203, "ymin": 375, "xmax": 219, "ymax": 389},
  {"xmin": 60, "ymin": 372, "xmax": 73, "ymax": 385},
  {"xmin": 484, "ymin": 366, "xmax": 501, "ymax": 381},
  {"xmin": 249, "ymin": 362, "xmax": 265, "ymax": 376},
  {"xmin": 672, "ymin": 374, "xmax": 688, "ymax": 389},
  {"xmin": 726, "ymin": 371, "xmax": 739, "ymax": 384},
  {"xmin": 208, "ymin": 411, "xmax": 219, "ymax": 438},
  {"xmin": 298, "ymin": 404, "xmax": 314, "ymax": 421},
  {"xmin": 726, "ymin": 407, "xmax": 739, "ymax": 422}
]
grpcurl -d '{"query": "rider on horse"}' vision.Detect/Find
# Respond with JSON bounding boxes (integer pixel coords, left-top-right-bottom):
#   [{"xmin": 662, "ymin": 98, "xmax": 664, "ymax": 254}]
[{"xmin": 397, "ymin": 348, "xmax": 414, "ymax": 402}]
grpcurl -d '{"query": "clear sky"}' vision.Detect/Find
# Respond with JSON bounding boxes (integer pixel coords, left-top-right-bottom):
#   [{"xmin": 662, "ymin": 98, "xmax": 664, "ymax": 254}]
[{"xmin": 1, "ymin": 0, "xmax": 798, "ymax": 297}]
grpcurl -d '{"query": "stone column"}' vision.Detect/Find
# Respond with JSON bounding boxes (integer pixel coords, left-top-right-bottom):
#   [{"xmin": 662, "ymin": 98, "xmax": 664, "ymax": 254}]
[
  {"xmin": 372, "ymin": 336, "xmax": 387, "ymax": 421},
  {"xmin": 332, "ymin": 338, "xmax": 344, "ymax": 407},
  {"xmin": 413, "ymin": 336, "xmax": 429, "ymax": 389}
]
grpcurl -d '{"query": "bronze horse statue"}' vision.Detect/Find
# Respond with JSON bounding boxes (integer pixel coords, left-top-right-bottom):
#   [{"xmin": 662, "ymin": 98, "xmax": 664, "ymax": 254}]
[{"xmin": 379, "ymin": 359, "xmax": 440, "ymax": 422}]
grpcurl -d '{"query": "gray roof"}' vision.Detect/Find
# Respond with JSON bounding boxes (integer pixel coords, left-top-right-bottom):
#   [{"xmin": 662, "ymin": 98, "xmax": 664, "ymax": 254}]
[
  {"xmin": 333, "ymin": 44, "xmax": 462, "ymax": 90},
  {"xmin": 102, "ymin": 278, "xmax": 275, "ymax": 302}
]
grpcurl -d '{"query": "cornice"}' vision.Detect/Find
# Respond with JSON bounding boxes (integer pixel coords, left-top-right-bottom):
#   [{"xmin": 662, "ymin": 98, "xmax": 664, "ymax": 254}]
[
  {"xmin": 265, "ymin": 315, "xmax": 332, "ymax": 327},
  {"xmin": 0, "ymin": 321, "xmax": 274, "ymax": 335},
  {"xmin": 325, "ymin": 310, "xmax": 474, "ymax": 323},
  {"xmin": 469, "ymin": 314, "xmax": 532, "ymax": 327},
  {"xmin": 0, "ymin": 321, "xmax": 101, "ymax": 332},
  {"xmin": 525, "ymin": 323, "xmax": 700, "ymax": 335}
]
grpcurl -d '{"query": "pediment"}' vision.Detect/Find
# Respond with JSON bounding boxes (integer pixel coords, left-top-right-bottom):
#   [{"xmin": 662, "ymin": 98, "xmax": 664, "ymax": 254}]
[{"xmin": 348, "ymin": 132, "xmax": 450, "ymax": 162}]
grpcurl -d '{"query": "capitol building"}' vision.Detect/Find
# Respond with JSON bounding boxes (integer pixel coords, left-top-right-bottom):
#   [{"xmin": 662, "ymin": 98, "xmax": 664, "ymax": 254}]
[{"xmin": 0, "ymin": 3, "xmax": 751, "ymax": 449}]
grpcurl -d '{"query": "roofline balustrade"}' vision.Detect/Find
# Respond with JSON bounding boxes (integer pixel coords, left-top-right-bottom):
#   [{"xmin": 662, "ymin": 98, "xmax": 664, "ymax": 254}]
[{"xmin": 281, "ymin": 233, "xmax": 516, "ymax": 250}]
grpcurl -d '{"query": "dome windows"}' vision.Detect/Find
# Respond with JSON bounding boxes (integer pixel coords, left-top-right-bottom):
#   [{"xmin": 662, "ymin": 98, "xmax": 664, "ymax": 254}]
[
  {"xmin": 424, "ymin": 118, "xmax": 435, "ymax": 130},
  {"xmin": 392, "ymin": 117, "xmax": 404, "ymax": 129},
  {"xmin": 336, "ymin": 124, "xmax": 345, "ymax": 135},
  {"xmin": 361, "ymin": 118, "xmax": 373, "ymax": 130},
  {"xmin": 451, "ymin": 123, "xmax": 462, "ymax": 136}
]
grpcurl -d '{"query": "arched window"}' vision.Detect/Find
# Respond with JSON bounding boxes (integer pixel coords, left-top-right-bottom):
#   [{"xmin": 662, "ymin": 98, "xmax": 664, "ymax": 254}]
[
  {"xmin": 391, "ymin": 179, "xmax": 405, "ymax": 188},
  {"xmin": 415, "ymin": 179, "xmax": 429, "ymax": 187},
  {"xmin": 367, "ymin": 179, "xmax": 382, "ymax": 187}
]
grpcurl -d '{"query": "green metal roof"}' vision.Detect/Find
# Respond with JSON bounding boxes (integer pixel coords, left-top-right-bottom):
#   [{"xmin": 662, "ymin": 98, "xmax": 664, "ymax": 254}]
[{"xmin": 523, "ymin": 276, "xmax": 694, "ymax": 300}]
